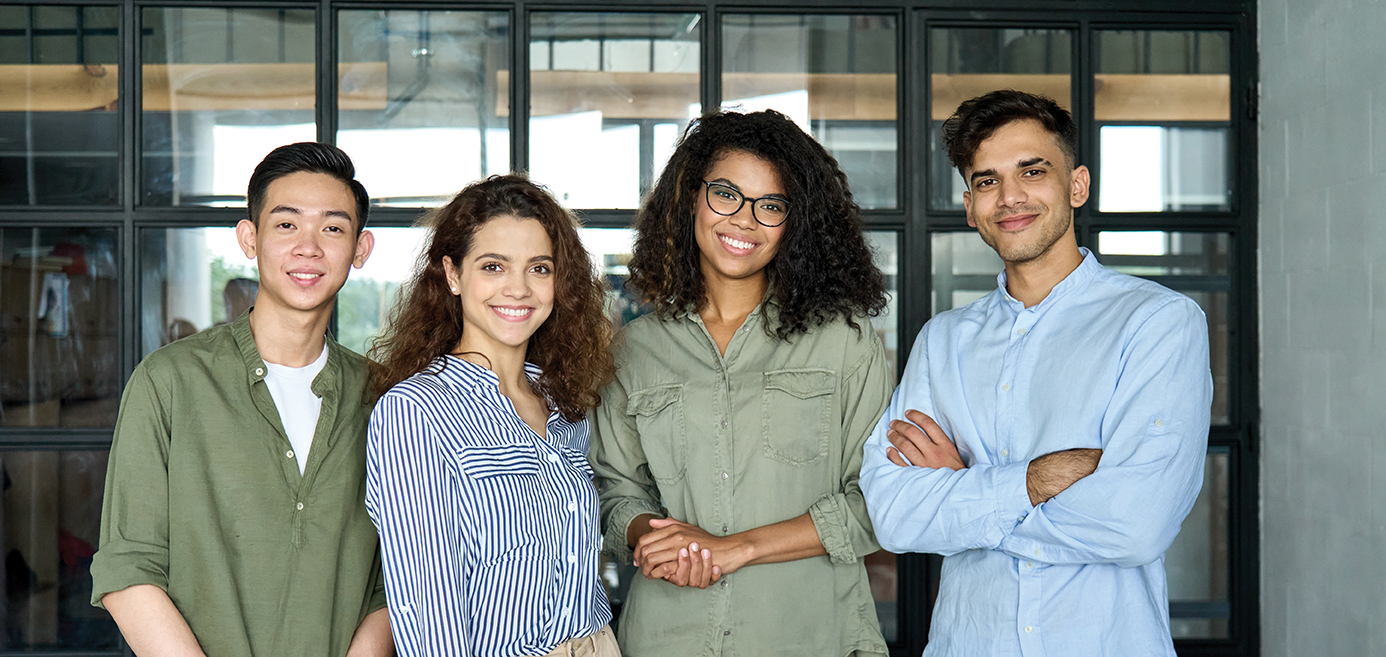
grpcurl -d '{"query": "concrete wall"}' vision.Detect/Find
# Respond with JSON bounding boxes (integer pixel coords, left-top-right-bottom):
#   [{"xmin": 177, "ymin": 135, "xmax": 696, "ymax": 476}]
[{"xmin": 1259, "ymin": 0, "xmax": 1386, "ymax": 655}]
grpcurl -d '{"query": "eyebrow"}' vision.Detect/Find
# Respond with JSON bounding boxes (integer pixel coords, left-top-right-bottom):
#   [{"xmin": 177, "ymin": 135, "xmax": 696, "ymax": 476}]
[
  {"xmin": 709, "ymin": 178, "xmax": 788, "ymax": 200},
  {"xmin": 968, "ymin": 158, "xmax": 1054, "ymax": 185},
  {"xmin": 268, "ymin": 205, "xmax": 355, "ymax": 222},
  {"xmin": 474, "ymin": 254, "xmax": 554, "ymax": 263}
]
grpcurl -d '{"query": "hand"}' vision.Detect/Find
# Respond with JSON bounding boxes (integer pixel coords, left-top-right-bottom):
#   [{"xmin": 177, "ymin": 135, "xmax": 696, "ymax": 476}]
[
  {"xmin": 662, "ymin": 541, "xmax": 721, "ymax": 589},
  {"xmin": 634, "ymin": 517, "xmax": 744, "ymax": 580},
  {"xmin": 885, "ymin": 409, "xmax": 966, "ymax": 471}
]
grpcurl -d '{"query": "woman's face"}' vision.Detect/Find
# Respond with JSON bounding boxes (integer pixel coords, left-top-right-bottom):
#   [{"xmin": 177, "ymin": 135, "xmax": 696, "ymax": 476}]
[
  {"xmin": 693, "ymin": 150, "xmax": 788, "ymax": 287},
  {"xmin": 443, "ymin": 215, "xmax": 555, "ymax": 355}
]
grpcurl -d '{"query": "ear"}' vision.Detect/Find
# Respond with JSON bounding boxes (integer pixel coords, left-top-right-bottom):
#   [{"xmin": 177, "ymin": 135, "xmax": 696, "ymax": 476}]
[
  {"xmin": 441, "ymin": 256, "xmax": 462, "ymax": 295},
  {"xmin": 235, "ymin": 219, "xmax": 258, "ymax": 259},
  {"xmin": 962, "ymin": 189, "xmax": 976, "ymax": 228},
  {"xmin": 352, "ymin": 229, "xmax": 375, "ymax": 269},
  {"xmin": 1069, "ymin": 165, "xmax": 1091, "ymax": 209}
]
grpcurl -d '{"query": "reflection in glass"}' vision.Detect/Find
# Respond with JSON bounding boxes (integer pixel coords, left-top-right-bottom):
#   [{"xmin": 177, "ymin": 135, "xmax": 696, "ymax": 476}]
[
  {"xmin": 0, "ymin": 5, "xmax": 120, "ymax": 206},
  {"xmin": 930, "ymin": 28, "xmax": 1071, "ymax": 211},
  {"xmin": 0, "ymin": 227, "xmax": 120, "ymax": 428},
  {"xmin": 338, "ymin": 10, "xmax": 509, "ymax": 207},
  {"xmin": 140, "ymin": 227, "xmax": 258, "ymax": 356},
  {"xmin": 529, "ymin": 13, "xmax": 700, "ymax": 209},
  {"xmin": 722, "ymin": 15, "xmax": 897, "ymax": 209},
  {"xmin": 141, "ymin": 7, "xmax": 317, "ymax": 207},
  {"xmin": 338, "ymin": 227, "xmax": 429, "ymax": 354},
  {"xmin": 1165, "ymin": 448, "xmax": 1230, "ymax": 638},
  {"xmin": 1096, "ymin": 231, "xmax": 1231, "ymax": 425},
  {"xmin": 1095, "ymin": 31, "xmax": 1231, "ymax": 212},
  {"xmin": 1, "ymin": 450, "xmax": 119, "ymax": 650},
  {"xmin": 930, "ymin": 231, "xmax": 1003, "ymax": 315}
]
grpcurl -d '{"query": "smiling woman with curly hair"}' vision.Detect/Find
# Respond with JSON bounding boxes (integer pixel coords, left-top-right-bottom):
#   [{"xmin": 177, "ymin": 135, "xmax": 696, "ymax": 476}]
[{"xmin": 590, "ymin": 110, "xmax": 893, "ymax": 657}]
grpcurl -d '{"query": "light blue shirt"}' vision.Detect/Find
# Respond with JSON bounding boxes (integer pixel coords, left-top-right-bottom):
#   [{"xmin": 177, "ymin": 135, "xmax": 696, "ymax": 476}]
[
  {"xmin": 860, "ymin": 248, "xmax": 1212, "ymax": 657},
  {"xmin": 365, "ymin": 356, "xmax": 612, "ymax": 657}
]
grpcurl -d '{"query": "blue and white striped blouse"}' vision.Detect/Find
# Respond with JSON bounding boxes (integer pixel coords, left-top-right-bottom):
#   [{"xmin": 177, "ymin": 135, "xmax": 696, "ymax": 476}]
[{"xmin": 365, "ymin": 356, "xmax": 612, "ymax": 657}]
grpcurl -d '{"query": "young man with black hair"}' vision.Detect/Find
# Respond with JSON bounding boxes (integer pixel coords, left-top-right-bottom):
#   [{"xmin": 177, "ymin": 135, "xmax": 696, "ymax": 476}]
[
  {"xmin": 860, "ymin": 90, "xmax": 1212, "ymax": 656},
  {"xmin": 91, "ymin": 142, "xmax": 393, "ymax": 656}
]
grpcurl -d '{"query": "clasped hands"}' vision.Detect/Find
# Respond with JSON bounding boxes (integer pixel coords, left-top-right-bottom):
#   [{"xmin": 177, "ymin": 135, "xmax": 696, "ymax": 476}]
[{"xmin": 632, "ymin": 517, "xmax": 749, "ymax": 589}]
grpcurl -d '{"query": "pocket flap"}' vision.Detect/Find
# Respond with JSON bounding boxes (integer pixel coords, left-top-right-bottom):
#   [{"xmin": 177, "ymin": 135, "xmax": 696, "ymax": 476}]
[
  {"xmin": 764, "ymin": 369, "xmax": 836, "ymax": 399},
  {"xmin": 626, "ymin": 384, "xmax": 683, "ymax": 417},
  {"xmin": 457, "ymin": 443, "xmax": 541, "ymax": 479}
]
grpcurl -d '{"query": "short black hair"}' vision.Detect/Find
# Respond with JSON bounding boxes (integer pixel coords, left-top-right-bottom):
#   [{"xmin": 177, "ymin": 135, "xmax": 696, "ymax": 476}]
[
  {"xmin": 247, "ymin": 142, "xmax": 370, "ymax": 234},
  {"xmin": 942, "ymin": 90, "xmax": 1078, "ymax": 176}
]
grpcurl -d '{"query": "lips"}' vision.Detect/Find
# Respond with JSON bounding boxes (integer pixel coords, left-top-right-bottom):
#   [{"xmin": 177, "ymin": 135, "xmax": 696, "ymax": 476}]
[
  {"xmin": 287, "ymin": 270, "xmax": 325, "ymax": 285},
  {"xmin": 491, "ymin": 305, "xmax": 534, "ymax": 322},
  {"xmin": 718, "ymin": 232, "xmax": 758, "ymax": 255},
  {"xmin": 995, "ymin": 213, "xmax": 1038, "ymax": 231}
]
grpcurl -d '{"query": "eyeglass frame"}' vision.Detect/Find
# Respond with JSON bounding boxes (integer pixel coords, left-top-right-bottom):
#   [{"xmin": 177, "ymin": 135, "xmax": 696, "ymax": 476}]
[{"xmin": 701, "ymin": 180, "xmax": 791, "ymax": 228}]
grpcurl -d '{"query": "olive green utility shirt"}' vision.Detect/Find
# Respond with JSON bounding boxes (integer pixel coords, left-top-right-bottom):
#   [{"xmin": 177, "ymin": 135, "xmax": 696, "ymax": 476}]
[
  {"xmin": 591, "ymin": 303, "xmax": 892, "ymax": 657},
  {"xmin": 90, "ymin": 311, "xmax": 387, "ymax": 657}
]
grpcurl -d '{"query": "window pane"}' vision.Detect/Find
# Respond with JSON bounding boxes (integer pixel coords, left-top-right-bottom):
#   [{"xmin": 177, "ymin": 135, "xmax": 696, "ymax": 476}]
[
  {"xmin": 337, "ymin": 227, "xmax": 429, "ymax": 354},
  {"xmin": 1165, "ymin": 448, "xmax": 1231, "ymax": 639},
  {"xmin": 930, "ymin": 28, "xmax": 1071, "ymax": 211},
  {"xmin": 1095, "ymin": 231, "xmax": 1231, "ymax": 425},
  {"xmin": 530, "ymin": 13, "xmax": 700, "ymax": 209},
  {"xmin": 0, "ymin": 5, "xmax": 120, "ymax": 206},
  {"xmin": 1095, "ymin": 31, "xmax": 1231, "ymax": 212},
  {"xmin": 1, "ymin": 227, "xmax": 120, "ymax": 428},
  {"xmin": 338, "ymin": 10, "xmax": 509, "ymax": 207},
  {"xmin": 865, "ymin": 231, "xmax": 899, "ymax": 381},
  {"xmin": 930, "ymin": 231, "xmax": 1002, "ymax": 315},
  {"xmin": 139, "ymin": 227, "xmax": 257, "ymax": 357},
  {"xmin": 141, "ymin": 7, "xmax": 317, "ymax": 207},
  {"xmin": 1, "ymin": 450, "xmax": 119, "ymax": 650},
  {"xmin": 722, "ymin": 15, "xmax": 898, "ymax": 210}
]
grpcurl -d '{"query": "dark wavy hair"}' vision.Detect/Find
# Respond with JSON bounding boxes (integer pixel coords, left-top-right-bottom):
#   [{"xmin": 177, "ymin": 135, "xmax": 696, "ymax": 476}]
[
  {"xmin": 942, "ymin": 90, "xmax": 1078, "ymax": 175},
  {"xmin": 247, "ymin": 142, "xmax": 370, "ymax": 234},
  {"xmin": 368, "ymin": 175, "xmax": 614, "ymax": 421},
  {"xmin": 627, "ymin": 110, "xmax": 887, "ymax": 339}
]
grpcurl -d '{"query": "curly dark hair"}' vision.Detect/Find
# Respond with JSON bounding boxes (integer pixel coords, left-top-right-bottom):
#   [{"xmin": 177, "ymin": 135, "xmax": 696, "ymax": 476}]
[
  {"xmin": 368, "ymin": 174, "xmax": 614, "ymax": 422},
  {"xmin": 627, "ymin": 110, "xmax": 887, "ymax": 339},
  {"xmin": 942, "ymin": 90, "xmax": 1078, "ymax": 175}
]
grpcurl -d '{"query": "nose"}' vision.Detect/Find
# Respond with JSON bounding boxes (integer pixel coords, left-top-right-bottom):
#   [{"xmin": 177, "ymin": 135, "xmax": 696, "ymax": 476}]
[
  {"xmin": 997, "ymin": 176, "xmax": 1029, "ymax": 208},
  {"xmin": 292, "ymin": 228, "xmax": 324, "ymax": 258},
  {"xmin": 728, "ymin": 201, "xmax": 757, "ymax": 230},
  {"xmin": 501, "ymin": 267, "xmax": 531, "ymax": 298}
]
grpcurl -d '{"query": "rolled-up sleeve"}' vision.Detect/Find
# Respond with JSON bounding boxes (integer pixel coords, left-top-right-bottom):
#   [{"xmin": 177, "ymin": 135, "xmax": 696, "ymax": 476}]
[
  {"xmin": 589, "ymin": 374, "xmax": 665, "ymax": 565},
  {"xmin": 90, "ymin": 364, "xmax": 173, "ymax": 607},
  {"xmin": 809, "ymin": 333, "xmax": 892, "ymax": 564}
]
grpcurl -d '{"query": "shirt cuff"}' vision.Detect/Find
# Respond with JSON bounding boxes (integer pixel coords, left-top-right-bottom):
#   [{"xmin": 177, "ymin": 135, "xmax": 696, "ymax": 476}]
[
  {"xmin": 88, "ymin": 541, "xmax": 170, "ymax": 609},
  {"xmin": 602, "ymin": 498, "xmax": 664, "ymax": 565},
  {"xmin": 990, "ymin": 461, "xmax": 1034, "ymax": 540},
  {"xmin": 807, "ymin": 493, "xmax": 857, "ymax": 564}
]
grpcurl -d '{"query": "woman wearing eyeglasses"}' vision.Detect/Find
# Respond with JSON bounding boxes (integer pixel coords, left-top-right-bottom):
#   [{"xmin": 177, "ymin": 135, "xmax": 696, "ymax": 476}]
[{"xmin": 590, "ymin": 110, "xmax": 892, "ymax": 657}]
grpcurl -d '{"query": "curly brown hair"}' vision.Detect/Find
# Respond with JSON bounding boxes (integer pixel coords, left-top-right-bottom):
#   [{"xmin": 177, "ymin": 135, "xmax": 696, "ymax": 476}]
[
  {"xmin": 627, "ymin": 110, "xmax": 888, "ymax": 339},
  {"xmin": 368, "ymin": 174, "xmax": 614, "ymax": 421}
]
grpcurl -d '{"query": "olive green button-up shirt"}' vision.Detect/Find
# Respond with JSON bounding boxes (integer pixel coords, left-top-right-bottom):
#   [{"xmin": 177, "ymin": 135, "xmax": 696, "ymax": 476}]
[
  {"xmin": 90, "ymin": 312, "xmax": 386, "ymax": 657},
  {"xmin": 591, "ymin": 304, "xmax": 892, "ymax": 657}
]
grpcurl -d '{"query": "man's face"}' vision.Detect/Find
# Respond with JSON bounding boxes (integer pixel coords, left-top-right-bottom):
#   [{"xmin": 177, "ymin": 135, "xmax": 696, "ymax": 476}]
[
  {"xmin": 962, "ymin": 119, "xmax": 1090, "ymax": 265},
  {"xmin": 235, "ymin": 171, "xmax": 374, "ymax": 318}
]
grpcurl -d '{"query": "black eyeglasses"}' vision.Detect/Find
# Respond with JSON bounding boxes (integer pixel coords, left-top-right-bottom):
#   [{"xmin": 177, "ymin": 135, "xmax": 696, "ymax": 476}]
[{"xmin": 702, "ymin": 181, "xmax": 791, "ymax": 228}]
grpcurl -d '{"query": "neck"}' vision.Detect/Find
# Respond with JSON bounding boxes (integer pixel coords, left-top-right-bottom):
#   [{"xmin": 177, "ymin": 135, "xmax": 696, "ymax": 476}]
[
  {"xmin": 699, "ymin": 267, "xmax": 767, "ymax": 324},
  {"xmin": 1003, "ymin": 240, "xmax": 1084, "ymax": 308},
  {"xmin": 454, "ymin": 334, "xmax": 529, "ymax": 397},
  {"xmin": 247, "ymin": 301, "xmax": 330, "ymax": 367}
]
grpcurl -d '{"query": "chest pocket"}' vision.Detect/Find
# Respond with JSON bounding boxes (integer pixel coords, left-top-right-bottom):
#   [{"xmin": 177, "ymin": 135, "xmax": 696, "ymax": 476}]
[
  {"xmin": 456, "ymin": 442, "xmax": 542, "ymax": 479},
  {"xmin": 455, "ymin": 442, "xmax": 545, "ymax": 562},
  {"xmin": 626, "ymin": 383, "xmax": 686, "ymax": 485},
  {"xmin": 761, "ymin": 368, "xmax": 836, "ymax": 465}
]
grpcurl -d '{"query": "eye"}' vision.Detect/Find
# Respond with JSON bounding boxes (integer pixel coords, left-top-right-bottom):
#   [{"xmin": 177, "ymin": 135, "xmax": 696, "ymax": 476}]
[
  {"xmin": 712, "ymin": 187, "xmax": 740, "ymax": 201},
  {"xmin": 481, "ymin": 262, "xmax": 503, "ymax": 272},
  {"xmin": 530, "ymin": 264, "xmax": 552, "ymax": 275},
  {"xmin": 974, "ymin": 178, "xmax": 997, "ymax": 189},
  {"xmin": 1022, "ymin": 168, "xmax": 1045, "ymax": 178},
  {"xmin": 324, "ymin": 225, "xmax": 344, "ymax": 234},
  {"xmin": 276, "ymin": 221, "xmax": 295, "ymax": 230},
  {"xmin": 758, "ymin": 199, "xmax": 787, "ymax": 214}
]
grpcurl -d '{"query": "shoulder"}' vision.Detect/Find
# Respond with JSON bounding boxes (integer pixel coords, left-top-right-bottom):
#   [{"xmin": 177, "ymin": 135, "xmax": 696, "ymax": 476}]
[
  {"xmin": 136, "ymin": 323, "xmax": 237, "ymax": 382},
  {"xmin": 1089, "ymin": 265, "xmax": 1206, "ymax": 326}
]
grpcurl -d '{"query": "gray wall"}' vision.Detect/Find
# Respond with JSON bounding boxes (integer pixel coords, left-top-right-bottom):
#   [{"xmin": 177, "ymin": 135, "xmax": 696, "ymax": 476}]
[{"xmin": 1259, "ymin": 0, "xmax": 1386, "ymax": 655}]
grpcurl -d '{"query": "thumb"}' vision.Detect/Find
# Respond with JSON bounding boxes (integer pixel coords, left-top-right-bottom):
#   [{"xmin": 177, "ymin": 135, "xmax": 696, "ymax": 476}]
[{"xmin": 648, "ymin": 517, "xmax": 677, "ymax": 528}]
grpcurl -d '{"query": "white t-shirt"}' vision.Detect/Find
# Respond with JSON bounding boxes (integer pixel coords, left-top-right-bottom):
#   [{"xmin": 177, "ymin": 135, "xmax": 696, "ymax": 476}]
[{"xmin": 264, "ymin": 344, "xmax": 328, "ymax": 475}]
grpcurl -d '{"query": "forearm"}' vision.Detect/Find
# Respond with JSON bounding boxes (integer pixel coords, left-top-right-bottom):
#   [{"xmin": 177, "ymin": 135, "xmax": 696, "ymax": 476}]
[
  {"xmin": 345, "ymin": 608, "xmax": 394, "ymax": 657},
  {"xmin": 1026, "ymin": 448, "xmax": 1102, "ymax": 505},
  {"xmin": 103, "ymin": 585, "xmax": 205, "ymax": 657},
  {"xmin": 728, "ymin": 513, "xmax": 826, "ymax": 568}
]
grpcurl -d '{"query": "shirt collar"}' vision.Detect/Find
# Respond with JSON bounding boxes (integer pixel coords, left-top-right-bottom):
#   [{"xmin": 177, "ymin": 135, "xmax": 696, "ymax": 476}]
[
  {"xmin": 996, "ymin": 247, "xmax": 1100, "ymax": 312},
  {"xmin": 431, "ymin": 355, "xmax": 543, "ymax": 396},
  {"xmin": 231, "ymin": 307, "xmax": 340, "ymax": 394}
]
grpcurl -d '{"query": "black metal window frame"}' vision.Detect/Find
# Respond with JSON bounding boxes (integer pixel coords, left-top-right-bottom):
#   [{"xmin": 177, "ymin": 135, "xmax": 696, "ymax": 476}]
[{"xmin": 0, "ymin": 1, "xmax": 1258, "ymax": 656}]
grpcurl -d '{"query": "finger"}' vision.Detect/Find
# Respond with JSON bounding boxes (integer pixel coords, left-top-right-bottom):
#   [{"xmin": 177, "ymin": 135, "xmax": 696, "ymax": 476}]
[
  {"xmin": 647, "ymin": 517, "xmax": 685, "ymax": 529},
  {"xmin": 687, "ymin": 548, "xmax": 706, "ymax": 588},
  {"xmin": 886, "ymin": 446, "xmax": 910, "ymax": 467},
  {"xmin": 711, "ymin": 565, "xmax": 722, "ymax": 582},
  {"xmin": 640, "ymin": 547, "xmax": 681, "ymax": 579},
  {"xmin": 891, "ymin": 417, "xmax": 936, "ymax": 446},
  {"xmin": 888, "ymin": 429, "xmax": 929, "ymax": 465},
  {"xmin": 905, "ymin": 410, "xmax": 951, "ymax": 444},
  {"xmin": 635, "ymin": 524, "xmax": 686, "ymax": 549}
]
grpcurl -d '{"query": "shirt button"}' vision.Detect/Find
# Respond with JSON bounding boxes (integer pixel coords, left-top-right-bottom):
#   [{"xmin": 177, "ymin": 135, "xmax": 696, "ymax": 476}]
[
  {"xmin": 296, "ymin": 502, "xmax": 304, "ymax": 511},
  {"xmin": 720, "ymin": 472, "xmax": 728, "ymax": 480},
  {"xmin": 1018, "ymin": 328, "xmax": 1027, "ymax": 335},
  {"xmin": 1026, "ymin": 561, "xmax": 1034, "ymax": 569},
  {"xmin": 1000, "ymin": 448, "xmax": 1009, "ymax": 457},
  {"xmin": 285, "ymin": 450, "xmax": 294, "ymax": 459},
  {"xmin": 547, "ymin": 453, "xmax": 560, "ymax": 463},
  {"xmin": 567, "ymin": 502, "xmax": 577, "ymax": 512},
  {"xmin": 720, "ymin": 578, "xmax": 728, "ymax": 587},
  {"xmin": 720, "ymin": 419, "xmax": 728, "ymax": 429},
  {"xmin": 1155, "ymin": 419, "xmax": 1164, "ymax": 427},
  {"xmin": 254, "ymin": 367, "xmax": 264, "ymax": 376},
  {"xmin": 723, "ymin": 630, "xmax": 731, "ymax": 636},
  {"xmin": 721, "ymin": 525, "xmax": 728, "ymax": 533},
  {"xmin": 567, "ymin": 554, "xmax": 577, "ymax": 563},
  {"xmin": 1025, "ymin": 626, "xmax": 1033, "ymax": 633},
  {"xmin": 1001, "ymin": 383, "xmax": 1011, "ymax": 391},
  {"xmin": 1034, "ymin": 549, "xmax": 1042, "ymax": 556}
]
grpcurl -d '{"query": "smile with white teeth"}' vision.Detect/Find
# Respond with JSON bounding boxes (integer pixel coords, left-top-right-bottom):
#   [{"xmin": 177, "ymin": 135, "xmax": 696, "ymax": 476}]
[
  {"xmin": 720, "ymin": 234, "xmax": 756, "ymax": 251},
  {"xmin": 493, "ymin": 306, "xmax": 532, "ymax": 318},
  {"xmin": 289, "ymin": 272, "xmax": 322, "ymax": 280}
]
